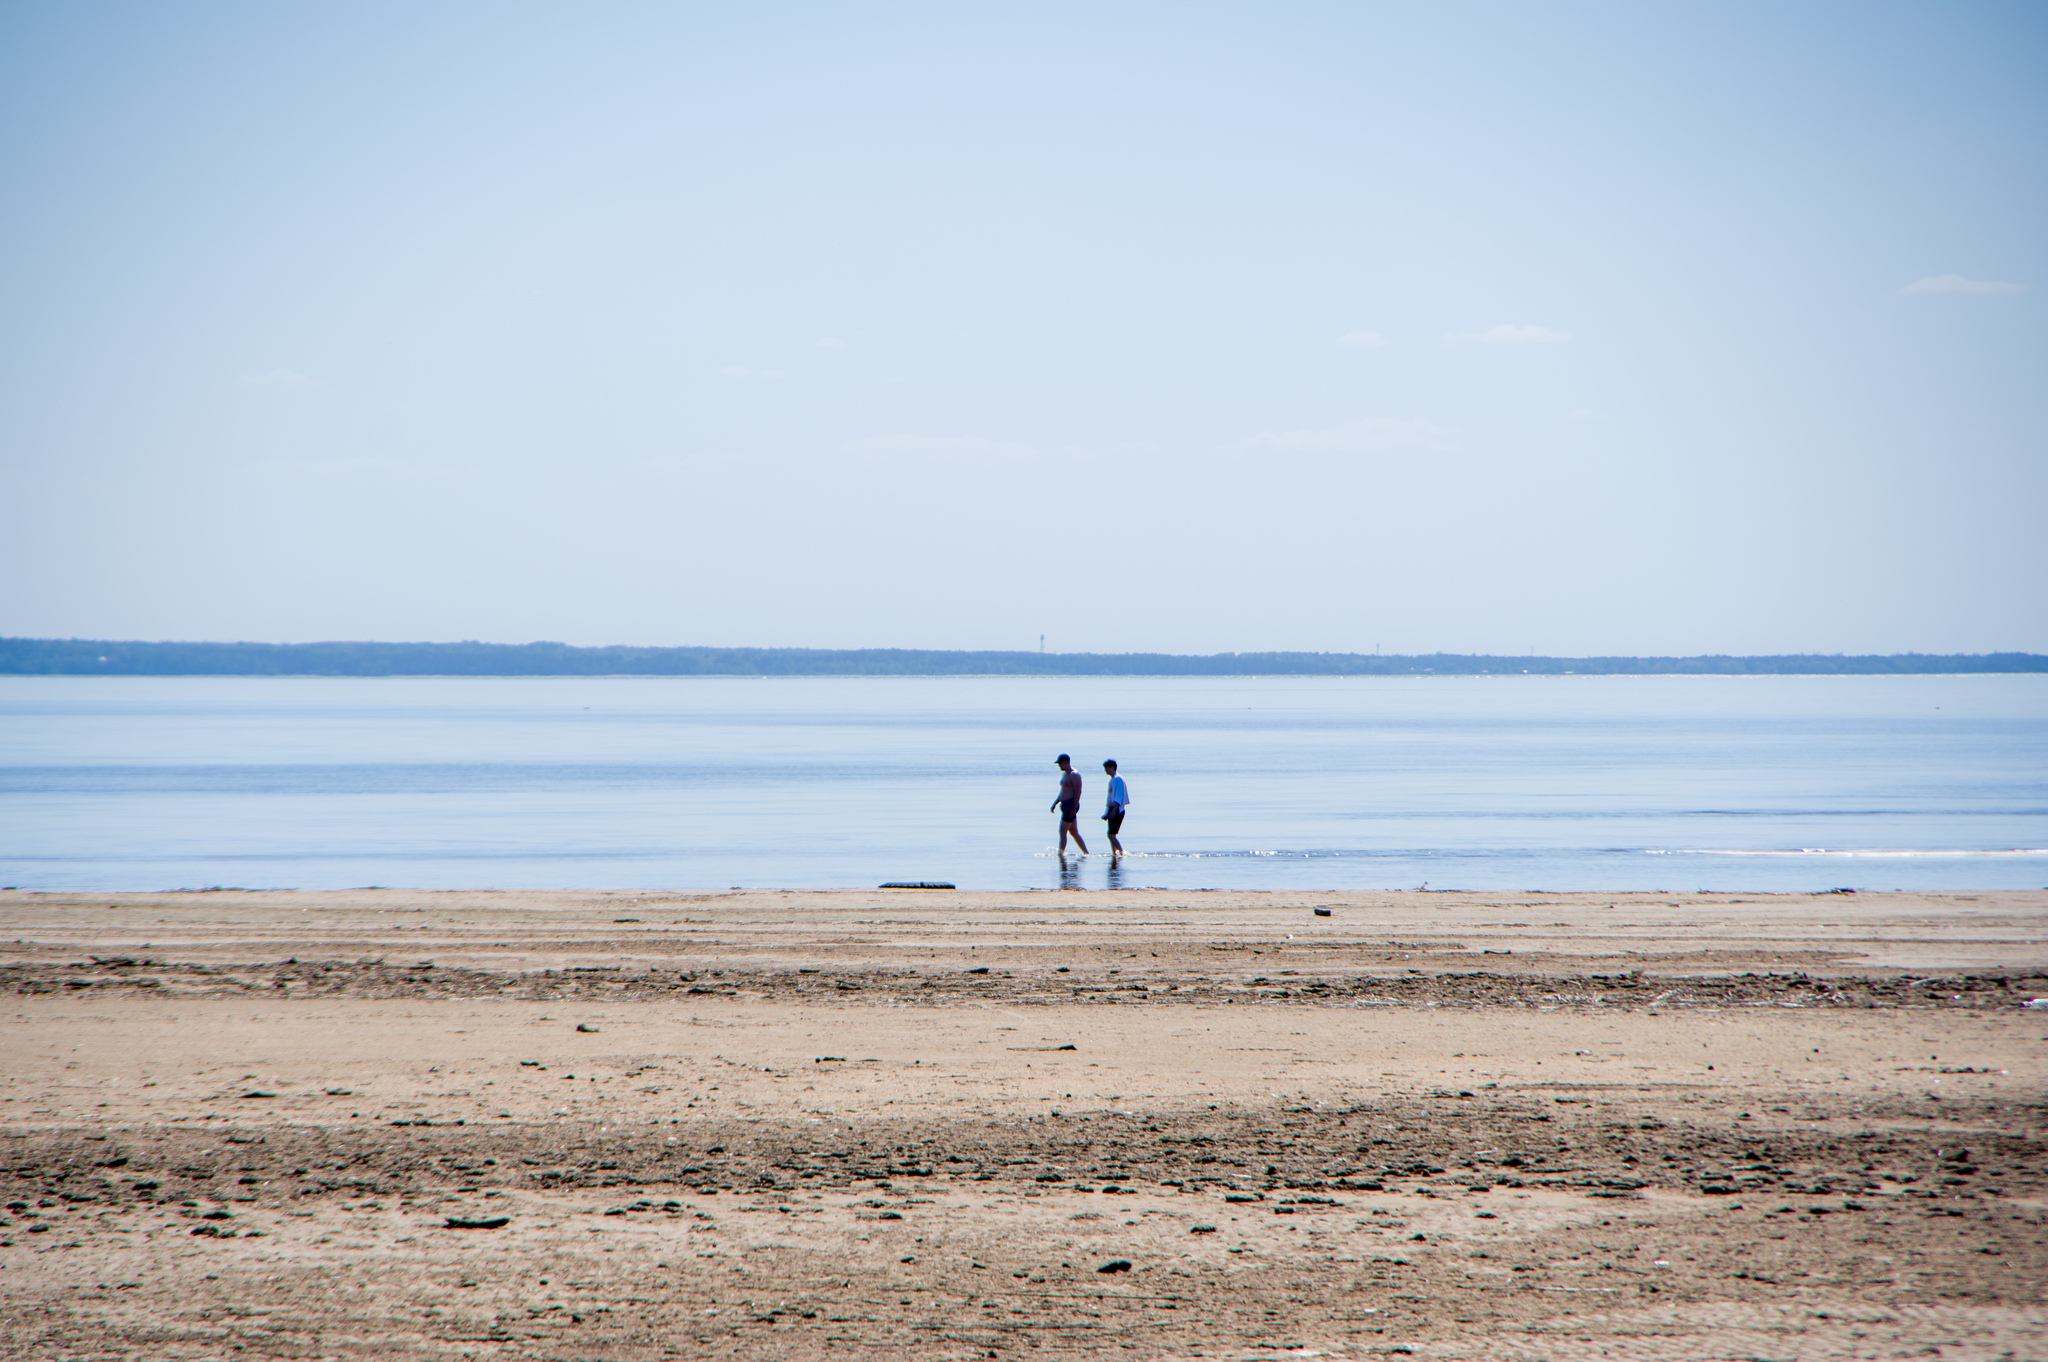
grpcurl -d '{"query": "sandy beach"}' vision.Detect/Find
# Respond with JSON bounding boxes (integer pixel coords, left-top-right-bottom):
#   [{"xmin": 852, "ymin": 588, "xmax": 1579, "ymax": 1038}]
[{"xmin": 3, "ymin": 885, "xmax": 2045, "ymax": 1359}]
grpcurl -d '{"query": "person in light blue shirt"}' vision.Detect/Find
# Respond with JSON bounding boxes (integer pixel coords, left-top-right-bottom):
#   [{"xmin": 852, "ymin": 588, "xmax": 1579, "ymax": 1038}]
[{"xmin": 1101, "ymin": 759, "xmax": 1130, "ymax": 856}]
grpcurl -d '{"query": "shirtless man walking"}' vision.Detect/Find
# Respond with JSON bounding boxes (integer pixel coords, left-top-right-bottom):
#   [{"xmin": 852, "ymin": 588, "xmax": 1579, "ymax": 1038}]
[{"xmin": 1051, "ymin": 754, "xmax": 1088, "ymax": 855}]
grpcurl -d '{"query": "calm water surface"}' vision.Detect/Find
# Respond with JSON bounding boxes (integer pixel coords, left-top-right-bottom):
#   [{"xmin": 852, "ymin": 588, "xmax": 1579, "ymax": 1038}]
[{"xmin": 1, "ymin": 675, "xmax": 2043, "ymax": 892}]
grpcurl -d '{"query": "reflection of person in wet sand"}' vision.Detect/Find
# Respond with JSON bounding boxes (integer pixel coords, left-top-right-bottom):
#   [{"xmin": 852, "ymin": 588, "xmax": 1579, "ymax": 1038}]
[
  {"xmin": 1051, "ymin": 754, "xmax": 1088, "ymax": 855},
  {"xmin": 1101, "ymin": 758, "xmax": 1129, "ymax": 856}
]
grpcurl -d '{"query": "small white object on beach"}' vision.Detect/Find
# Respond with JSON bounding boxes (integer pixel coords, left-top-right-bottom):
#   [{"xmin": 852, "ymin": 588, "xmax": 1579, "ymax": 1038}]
[{"xmin": 2023, "ymin": 999, "xmax": 2048, "ymax": 1010}]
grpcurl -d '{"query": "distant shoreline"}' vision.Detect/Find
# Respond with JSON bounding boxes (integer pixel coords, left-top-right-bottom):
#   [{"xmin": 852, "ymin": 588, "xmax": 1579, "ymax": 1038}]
[{"xmin": 3, "ymin": 637, "xmax": 2044, "ymax": 677}]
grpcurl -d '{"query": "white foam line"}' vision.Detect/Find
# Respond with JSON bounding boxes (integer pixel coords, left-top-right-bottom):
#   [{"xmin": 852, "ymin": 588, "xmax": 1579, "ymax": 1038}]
[{"xmin": 1659, "ymin": 848, "xmax": 2048, "ymax": 858}]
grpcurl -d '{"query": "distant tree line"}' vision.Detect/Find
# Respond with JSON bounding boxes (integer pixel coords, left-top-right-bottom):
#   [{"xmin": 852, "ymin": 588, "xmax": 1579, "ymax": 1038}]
[{"xmin": 2, "ymin": 638, "xmax": 2043, "ymax": 676}]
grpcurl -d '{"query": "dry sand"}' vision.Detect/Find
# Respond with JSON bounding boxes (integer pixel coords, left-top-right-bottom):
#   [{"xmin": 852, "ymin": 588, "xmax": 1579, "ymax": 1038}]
[{"xmin": 2, "ymin": 886, "xmax": 2045, "ymax": 1360}]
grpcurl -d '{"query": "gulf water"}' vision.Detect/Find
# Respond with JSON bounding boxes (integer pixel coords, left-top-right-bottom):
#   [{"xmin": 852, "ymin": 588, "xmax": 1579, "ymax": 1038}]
[{"xmin": 1, "ymin": 674, "xmax": 2043, "ymax": 893}]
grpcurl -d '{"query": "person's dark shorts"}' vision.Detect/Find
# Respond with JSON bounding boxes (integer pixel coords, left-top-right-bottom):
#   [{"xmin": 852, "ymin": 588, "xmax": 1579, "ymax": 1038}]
[
  {"xmin": 1106, "ymin": 807, "xmax": 1126, "ymax": 836},
  {"xmin": 1059, "ymin": 801, "xmax": 1080, "ymax": 822}
]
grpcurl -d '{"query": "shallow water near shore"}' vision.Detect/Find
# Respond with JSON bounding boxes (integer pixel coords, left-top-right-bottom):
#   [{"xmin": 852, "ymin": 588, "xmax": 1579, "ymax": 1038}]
[{"xmin": 1, "ymin": 673, "xmax": 2043, "ymax": 892}]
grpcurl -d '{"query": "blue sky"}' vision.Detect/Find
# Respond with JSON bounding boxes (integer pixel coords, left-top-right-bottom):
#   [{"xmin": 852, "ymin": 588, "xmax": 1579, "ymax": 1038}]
[{"xmin": 1, "ymin": 1, "xmax": 2041, "ymax": 655}]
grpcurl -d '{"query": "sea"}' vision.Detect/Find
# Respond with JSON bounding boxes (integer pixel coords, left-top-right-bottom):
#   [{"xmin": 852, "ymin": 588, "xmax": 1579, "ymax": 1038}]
[{"xmin": 1, "ymin": 674, "xmax": 2044, "ymax": 894}]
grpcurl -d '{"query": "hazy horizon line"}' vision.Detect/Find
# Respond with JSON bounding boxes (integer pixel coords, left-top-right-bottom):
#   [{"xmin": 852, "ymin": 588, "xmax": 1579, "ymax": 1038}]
[{"xmin": 3, "ymin": 637, "xmax": 2043, "ymax": 677}]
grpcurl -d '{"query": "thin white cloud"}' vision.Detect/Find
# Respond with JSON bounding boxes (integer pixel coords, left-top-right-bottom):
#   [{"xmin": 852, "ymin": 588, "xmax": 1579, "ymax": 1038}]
[
  {"xmin": 1448, "ymin": 323, "xmax": 1570, "ymax": 346},
  {"xmin": 1245, "ymin": 416, "xmax": 1455, "ymax": 454},
  {"xmin": 716, "ymin": 366, "xmax": 787, "ymax": 379},
  {"xmin": 1337, "ymin": 330, "xmax": 1388, "ymax": 349},
  {"xmin": 640, "ymin": 452, "xmax": 749, "ymax": 471},
  {"xmin": 255, "ymin": 455, "xmax": 479, "ymax": 485},
  {"xmin": 816, "ymin": 337, "xmax": 847, "ymax": 349},
  {"xmin": 1900, "ymin": 274, "xmax": 2025, "ymax": 296},
  {"xmin": 837, "ymin": 434, "xmax": 1043, "ymax": 461},
  {"xmin": 238, "ymin": 368, "xmax": 316, "ymax": 390}
]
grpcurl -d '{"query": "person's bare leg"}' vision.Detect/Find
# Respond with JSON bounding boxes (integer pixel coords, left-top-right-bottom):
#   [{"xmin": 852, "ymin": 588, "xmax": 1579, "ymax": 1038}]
[
  {"xmin": 1109, "ymin": 829, "xmax": 1123, "ymax": 855},
  {"xmin": 1065, "ymin": 819, "xmax": 1088, "ymax": 855}
]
